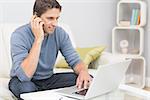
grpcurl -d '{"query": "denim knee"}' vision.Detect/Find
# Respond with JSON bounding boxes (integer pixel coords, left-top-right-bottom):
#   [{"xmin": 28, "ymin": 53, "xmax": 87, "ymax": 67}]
[
  {"xmin": 45, "ymin": 72, "xmax": 78, "ymax": 89},
  {"xmin": 9, "ymin": 77, "xmax": 38, "ymax": 98}
]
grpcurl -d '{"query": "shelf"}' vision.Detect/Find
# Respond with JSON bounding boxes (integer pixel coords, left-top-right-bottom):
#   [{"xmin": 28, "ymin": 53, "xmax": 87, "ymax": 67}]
[
  {"xmin": 112, "ymin": 27, "xmax": 144, "ymax": 57},
  {"xmin": 117, "ymin": 0, "xmax": 147, "ymax": 27},
  {"xmin": 125, "ymin": 57, "xmax": 145, "ymax": 88},
  {"xmin": 113, "ymin": 0, "xmax": 146, "ymax": 89}
]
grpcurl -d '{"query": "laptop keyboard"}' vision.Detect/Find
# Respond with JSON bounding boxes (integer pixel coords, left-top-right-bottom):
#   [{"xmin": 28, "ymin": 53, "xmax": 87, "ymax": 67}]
[{"xmin": 73, "ymin": 89, "xmax": 88, "ymax": 96}]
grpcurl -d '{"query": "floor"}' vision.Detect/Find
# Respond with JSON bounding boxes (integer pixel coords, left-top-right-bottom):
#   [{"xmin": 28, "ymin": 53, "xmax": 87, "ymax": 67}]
[
  {"xmin": 119, "ymin": 84, "xmax": 150, "ymax": 100},
  {"xmin": 144, "ymin": 87, "xmax": 150, "ymax": 91},
  {"xmin": 124, "ymin": 87, "xmax": 150, "ymax": 100}
]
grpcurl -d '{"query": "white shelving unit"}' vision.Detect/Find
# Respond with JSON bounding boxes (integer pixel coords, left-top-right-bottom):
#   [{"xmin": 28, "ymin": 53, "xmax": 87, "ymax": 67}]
[{"xmin": 112, "ymin": 0, "xmax": 147, "ymax": 88}]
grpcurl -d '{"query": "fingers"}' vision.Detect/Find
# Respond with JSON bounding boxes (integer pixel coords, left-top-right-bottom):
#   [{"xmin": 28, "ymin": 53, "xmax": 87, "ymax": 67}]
[
  {"xmin": 77, "ymin": 80, "xmax": 89, "ymax": 89},
  {"xmin": 35, "ymin": 18, "xmax": 42, "ymax": 28},
  {"xmin": 31, "ymin": 15, "xmax": 36, "ymax": 22},
  {"xmin": 84, "ymin": 80, "xmax": 88, "ymax": 89},
  {"xmin": 30, "ymin": 15, "xmax": 44, "ymax": 40},
  {"xmin": 76, "ymin": 79, "xmax": 88, "ymax": 89},
  {"xmin": 76, "ymin": 75, "xmax": 93, "ymax": 89},
  {"xmin": 76, "ymin": 77, "xmax": 83, "ymax": 89},
  {"xmin": 76, "ymin": 77, "xmax": 82, "ymax": 89},
  {"xmin": 31, "ymin": 15, "xmax": 43, "ymax": 28},
  {"xmin": 31, "ymin": 15, "xmax": 36, "ymax": 29}
]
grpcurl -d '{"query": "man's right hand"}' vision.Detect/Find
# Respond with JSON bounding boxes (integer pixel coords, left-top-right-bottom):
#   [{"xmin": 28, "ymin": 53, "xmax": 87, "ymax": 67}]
[{"xmin": 31, "ymin": 15, "xmax": 45, "ymax": 42}]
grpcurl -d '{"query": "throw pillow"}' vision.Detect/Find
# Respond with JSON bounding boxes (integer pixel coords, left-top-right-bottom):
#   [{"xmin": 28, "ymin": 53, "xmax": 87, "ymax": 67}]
[{"xmin": 55, "ymin": 46, "xmax": 106, "ymax": 68}]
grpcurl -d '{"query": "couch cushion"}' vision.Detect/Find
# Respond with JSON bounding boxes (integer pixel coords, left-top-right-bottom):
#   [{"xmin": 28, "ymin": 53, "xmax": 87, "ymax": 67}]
[
  {"xmin": 0, "ymin": 78, "xmax": 15, "ymax": 100},
  {"xmin": 0, "ymin": 23, "xmax": 22, "ymax": 78},
  {"xmin": 55, "ymin": 46, "xmax": 105, "ymax": 68}
]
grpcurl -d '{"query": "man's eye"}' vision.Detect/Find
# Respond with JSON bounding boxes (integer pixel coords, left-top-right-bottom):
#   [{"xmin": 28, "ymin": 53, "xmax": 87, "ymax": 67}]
[
  {"xmin": 56, "ymin": 17, "xmax": 59, "ymax": 20},
  {"xmin": 47, "ymin": 17, "xmax": 59, "ymax": 21},
  {"xmin": 48, "ymin": 17, "xmax": 53, "ymax": 20}
]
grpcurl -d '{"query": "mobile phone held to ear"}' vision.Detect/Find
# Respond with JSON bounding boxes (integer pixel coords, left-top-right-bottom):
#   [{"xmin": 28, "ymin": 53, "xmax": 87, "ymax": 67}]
[{"xmin": 34, "ymin": 12, "xmax": 38, "ymax": 17}]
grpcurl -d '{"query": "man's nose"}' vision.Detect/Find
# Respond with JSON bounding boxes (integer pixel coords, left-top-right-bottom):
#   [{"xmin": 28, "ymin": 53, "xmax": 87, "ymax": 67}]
[{"xmin": 51, "ymin": 19, "xmax": 58, "ymax": 26}]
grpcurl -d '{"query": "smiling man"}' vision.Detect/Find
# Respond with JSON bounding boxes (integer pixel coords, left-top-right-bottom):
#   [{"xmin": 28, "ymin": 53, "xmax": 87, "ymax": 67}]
[{"xmin": 8, "ymin": 0, "xmax": 92, "ymax": 99}]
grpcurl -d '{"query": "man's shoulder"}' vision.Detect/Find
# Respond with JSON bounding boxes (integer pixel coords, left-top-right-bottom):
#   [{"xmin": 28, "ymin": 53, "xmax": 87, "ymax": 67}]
[
  {"xmin": 11, "ymin": 23, "xmax": 33, "ymax": 41},
  {"xmin": 15, "ymin": 23, "xmax": 31, "ymax": 33},
  {"xmin": 12, "ymin": 23, "xmax": 32, "ymax": 38},
  {"xmin": 55, "ymin": 26, "xmax": 64, "ymax": 32},
  {"xmin": 55, "ymin": 26, "xmax": 67, "ymax": 36}
]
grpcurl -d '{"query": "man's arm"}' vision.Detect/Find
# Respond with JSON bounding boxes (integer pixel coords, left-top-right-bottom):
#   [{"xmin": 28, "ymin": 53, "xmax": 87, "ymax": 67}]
[
  {"xmin": 21, "ymin": 16, "xmax": 44, "ymax": 79},
  {"xmin": 73, "ymin": 62, "xmax": 92, "ymax": 89},
  {"xmin": 21, "ymin": 39, "xmax": 42, "ymax": 78},
  {"xmin": 58, "ymin": 28, "xmax": 92, "ymax": 89}
]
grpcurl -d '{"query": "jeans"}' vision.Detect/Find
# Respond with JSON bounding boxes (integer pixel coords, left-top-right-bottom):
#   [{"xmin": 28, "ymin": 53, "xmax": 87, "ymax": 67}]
[{"xmin": 9, "ymin": 72, "xmax": 77, "ymax": 100}]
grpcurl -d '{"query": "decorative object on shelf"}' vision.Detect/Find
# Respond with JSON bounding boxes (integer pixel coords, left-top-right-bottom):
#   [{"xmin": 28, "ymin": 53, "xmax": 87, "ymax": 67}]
[
  {"xmin": 129, "ymin": 48, "xmax": 139, "ymax": 54},
  {"xmin": 119, "ymin": 21, "xmax": 130, "ymax": 26},
  {"xmin": 120, "ymin": 40, "xmax": 129, "ymax": 54}
]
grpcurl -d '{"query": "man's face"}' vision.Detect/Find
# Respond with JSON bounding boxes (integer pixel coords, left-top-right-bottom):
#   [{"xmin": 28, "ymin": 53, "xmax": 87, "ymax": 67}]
[{"xmin": 40, "ymin": 8, "xmax": 61, "ymax": 34}]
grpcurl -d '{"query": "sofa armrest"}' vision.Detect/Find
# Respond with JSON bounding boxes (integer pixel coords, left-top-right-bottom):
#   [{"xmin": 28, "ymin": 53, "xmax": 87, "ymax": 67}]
[{"xmin": 89, "ymin": 52, "xmax": 125, "ymax": 69}]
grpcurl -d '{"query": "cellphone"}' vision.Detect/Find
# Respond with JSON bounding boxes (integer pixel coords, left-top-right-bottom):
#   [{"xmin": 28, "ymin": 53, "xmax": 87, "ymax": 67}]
[{"xmin": 34, "ymin": 12, "xmax": 38, "ymax": 17}]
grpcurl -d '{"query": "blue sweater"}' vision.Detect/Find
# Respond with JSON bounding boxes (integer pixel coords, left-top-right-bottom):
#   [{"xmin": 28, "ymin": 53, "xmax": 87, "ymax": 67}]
[{"xmin": 10, "ymin": 24, "xmax": 80, "ymax": 82}]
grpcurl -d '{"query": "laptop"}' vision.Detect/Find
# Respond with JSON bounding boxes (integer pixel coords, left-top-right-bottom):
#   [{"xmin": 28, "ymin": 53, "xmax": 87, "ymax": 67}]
[{"xmin": 55, "ymin": 59, "xmax": 131, "ymax": 100}]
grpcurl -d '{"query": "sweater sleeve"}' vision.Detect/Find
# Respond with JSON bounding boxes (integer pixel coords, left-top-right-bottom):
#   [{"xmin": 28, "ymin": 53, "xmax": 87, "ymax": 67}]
[
  {"xmin": 58, "ymin": 28, "xmax": 81, "ymax": 69},
  {"xmin": 10, "ymin": 32, "xmax": 31, "ymax": 82}
]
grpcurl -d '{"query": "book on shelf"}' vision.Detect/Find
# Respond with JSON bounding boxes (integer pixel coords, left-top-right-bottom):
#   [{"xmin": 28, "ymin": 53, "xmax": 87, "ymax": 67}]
[
  {"xmin": 130, "ymin": 9, "xmax": 135, "ymax": 25},
  {"xmin": 130, "ymin": 9, "xmax": 140, "ymax": 25},
  {"xmin": 137, "ymin": 11, "xmax": 141, "ymax": 25}
]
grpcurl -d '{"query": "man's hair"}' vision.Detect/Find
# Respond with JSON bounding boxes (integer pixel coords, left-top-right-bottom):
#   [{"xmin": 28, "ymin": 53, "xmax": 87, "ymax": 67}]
[{"xmin": 33, "ymin": 0, "xmax": 61, "ymax": 17}]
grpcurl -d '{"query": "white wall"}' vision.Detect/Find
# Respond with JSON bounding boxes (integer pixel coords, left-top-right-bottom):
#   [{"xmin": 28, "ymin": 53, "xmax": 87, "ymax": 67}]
[
  {"xmin": 0, "ymin": 0, "xmax": 34, "ymax": 24},
  {"xmin": 59, "ymin": 0, "xmax": 117, "ymax": 49},
  {"xmin": 0, "ymin": 0, "xmax": 149, "ymax": 78}
]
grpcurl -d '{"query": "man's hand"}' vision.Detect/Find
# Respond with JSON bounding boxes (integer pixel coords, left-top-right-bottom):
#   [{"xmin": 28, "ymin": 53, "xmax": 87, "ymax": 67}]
[
  {"xmin": 31, "ymin": 15, "xmax": 45, "ymax": 42},
  {"xmin": 74, "ymin": 62, "xmax": 93, "ymax": 89},
  {"xmin": 76, "ymin": 70, "xmax": 92, "ymax": 89}
]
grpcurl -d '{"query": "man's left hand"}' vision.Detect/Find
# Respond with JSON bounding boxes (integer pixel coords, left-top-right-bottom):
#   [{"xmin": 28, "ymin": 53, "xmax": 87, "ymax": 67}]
[{"xmin": 76, "ymin": 70, "xmax": 92, "ymax": 89}]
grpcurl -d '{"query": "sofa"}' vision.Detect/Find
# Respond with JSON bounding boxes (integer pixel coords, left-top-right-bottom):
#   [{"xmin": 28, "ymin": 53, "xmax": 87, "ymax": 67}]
[{"xmin": 0, "ymin": 23, "xmax": 123, "ymax": 100}]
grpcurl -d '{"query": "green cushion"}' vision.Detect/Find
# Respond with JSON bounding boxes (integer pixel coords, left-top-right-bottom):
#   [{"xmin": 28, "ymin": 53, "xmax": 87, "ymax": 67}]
[{"xmin": 55, "ymin": 46, "xmax": 106, "ymax": 68}]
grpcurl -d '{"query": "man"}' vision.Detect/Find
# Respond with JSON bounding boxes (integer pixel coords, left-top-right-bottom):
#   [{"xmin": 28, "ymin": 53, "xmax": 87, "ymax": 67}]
[{"xmin": 9, "ymin": 0, "xmax": 92, "ymax": 99}]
